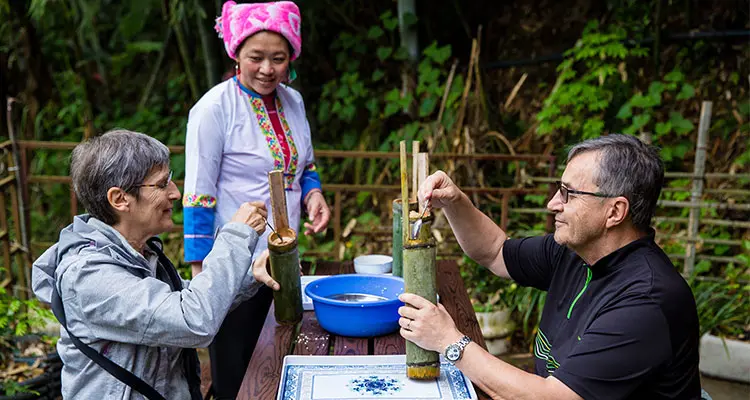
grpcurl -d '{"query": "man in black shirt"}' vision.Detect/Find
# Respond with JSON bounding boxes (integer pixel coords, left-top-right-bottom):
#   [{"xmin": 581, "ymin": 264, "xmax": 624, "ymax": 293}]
[{"xmin": 397, "ymin": 134, "xmax": 702, "ymax": 399}]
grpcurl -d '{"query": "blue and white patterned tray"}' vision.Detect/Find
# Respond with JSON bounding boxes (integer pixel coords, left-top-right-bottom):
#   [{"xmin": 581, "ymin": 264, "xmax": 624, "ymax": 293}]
[{"xmin": 277, "ymin": 355, "xmax": 478, "ymax": 400}]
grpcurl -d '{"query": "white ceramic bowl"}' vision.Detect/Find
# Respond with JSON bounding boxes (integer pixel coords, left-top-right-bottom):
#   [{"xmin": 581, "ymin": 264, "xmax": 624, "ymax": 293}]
[{"xmin": 353, "ymin": 254, "xmax": 393, "ymax": 274}]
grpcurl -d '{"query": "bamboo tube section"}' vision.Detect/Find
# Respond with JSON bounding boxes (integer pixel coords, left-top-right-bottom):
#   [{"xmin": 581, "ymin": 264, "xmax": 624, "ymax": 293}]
[
  {"xmin": 400, "ymin": 145, "xmax": 440, "ymax": 380},
  {"xmin": 267, "ymin": 170, "xmax": 303, "ymax": 324},
  {"xmin": 391, "ymin": 199, "xmax": 416, "ymax": 277}
]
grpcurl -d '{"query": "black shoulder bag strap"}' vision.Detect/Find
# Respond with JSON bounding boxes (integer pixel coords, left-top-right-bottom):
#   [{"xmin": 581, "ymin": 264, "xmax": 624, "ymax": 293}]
[
  {"xmin": 50, "ymin": 286, "xmax": 167, "ymax": 400},
  {"xmin": 147, "ymin": 238, "xmax": 203, "ymax": 400}
]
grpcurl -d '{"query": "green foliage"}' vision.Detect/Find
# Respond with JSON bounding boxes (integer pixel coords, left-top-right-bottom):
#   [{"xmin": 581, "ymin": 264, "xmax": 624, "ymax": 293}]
[
  {"xmin": 690, "ymin": 262, "xmax": 750, "ymax": 338},
  {"xmin": 0, "ymin": 283, "xmax": 57, "ymax": 395},
  {"xmin": 537, "ymin": 21, "xmax": 647, "ymax": 140},
  {"xmin": 616, "ymin": 68, "xmax": 697, "ymax": 161},
  {"xmin": 461, "ymin": 256, "xmax": 546, "ymax": 341},
  {"xmin": 0, "ymin": 287, "xmax": 55, "ymax": 342},
  {"xmin": 315, "ymin": 10, "xmax": 458, "ymax": 159}
]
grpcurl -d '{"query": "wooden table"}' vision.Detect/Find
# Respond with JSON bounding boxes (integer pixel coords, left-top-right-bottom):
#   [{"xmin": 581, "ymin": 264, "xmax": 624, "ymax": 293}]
[{"xmin": 237, "ymin": 260, "xmax": 490, "ymax": 400}]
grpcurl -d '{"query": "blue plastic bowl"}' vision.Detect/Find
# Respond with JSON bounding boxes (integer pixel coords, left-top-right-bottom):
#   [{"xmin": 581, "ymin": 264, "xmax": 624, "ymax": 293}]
[{"xmin": 304, "ymin": 274, "xmax": 405, "ymax": 337}]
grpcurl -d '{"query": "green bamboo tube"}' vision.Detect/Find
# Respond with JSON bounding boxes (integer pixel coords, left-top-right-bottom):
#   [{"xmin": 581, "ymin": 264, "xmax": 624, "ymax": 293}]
[
  {"xmin": 403, "ymin": 213, "xmax": 439, "ymax": 380},
  {"xmin": 391, "ymin": 199, "xmax": 417, "ymax": 277},
  {"xmin": 268, "ymin": 227, "xmax": 303, "ymax": 324}
]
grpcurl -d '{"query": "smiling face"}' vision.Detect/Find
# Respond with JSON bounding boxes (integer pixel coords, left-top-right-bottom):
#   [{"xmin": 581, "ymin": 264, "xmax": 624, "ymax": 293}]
[
  {"xmin": 547, "ymin": 151, "xmax": 612, "ymax": 251},
  {"xmin": 126, "ymin": 166, "xmax": 181, "ymax": 237},
  {"xmin": 236, "ymin": 31, "xmax": 291, "ymax": 95}
]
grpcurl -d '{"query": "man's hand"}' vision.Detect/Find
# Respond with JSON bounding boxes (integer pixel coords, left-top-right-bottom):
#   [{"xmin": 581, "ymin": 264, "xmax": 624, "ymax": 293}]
[
  {"xmin": 230, "ymin": 201, "xmax": 267, "ymax": 235},
  {"xmin": 303, "ymin": 191, "xmax": 330, "ymax": 235},
  {"xmin": 418, "ymin": 171, "xmax": 464, "ymax": 211},
  {"xmin": 397, "ymin": 293, "xmax": 463, "ymax": 353}
]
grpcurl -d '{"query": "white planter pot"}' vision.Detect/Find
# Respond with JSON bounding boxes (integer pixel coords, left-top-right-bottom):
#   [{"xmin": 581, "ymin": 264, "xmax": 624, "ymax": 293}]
[
  {"xmin": 699, "ymin": 333, "xmax": 750, "ymax": 384},
  {"xmin": 475, "ymin": 308, "xmax": 515, "ymax": 356},
  {"xmin": 485, "ymin": 336, "xmax": 512, "ymax": 356}
]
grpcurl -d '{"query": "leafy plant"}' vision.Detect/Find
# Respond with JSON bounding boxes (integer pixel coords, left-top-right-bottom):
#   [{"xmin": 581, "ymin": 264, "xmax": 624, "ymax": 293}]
[
  {"xmin": 615, "ymin": 68, "xmax": 696, "ymax": 161},
  {"xmin": 0, "ymin": 285, "xmax": 57, "ymax": 395},
  {"xmin": 460, "ymin": 256, "xmax": 546, "ymax": 344},
  {"xmin": 537, "ymin": 20, "xmax": 648, "ymax": 140},
  {"xmin": 689, "ymin": 261, "xmax": 750, "ymax": 339}
]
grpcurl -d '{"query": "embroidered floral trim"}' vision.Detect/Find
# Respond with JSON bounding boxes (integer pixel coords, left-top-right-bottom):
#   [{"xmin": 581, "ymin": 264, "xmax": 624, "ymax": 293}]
[
  {"xmin": 304, "ymin": 163, "xmax": 317, "ymax": 172},
  {"xmin": 183, "ymin": 193, "xmax": 217, "ymax": 208},
  {"xmin": 249, "ymin": 96, "xmax": 298, "ymax": 189}
]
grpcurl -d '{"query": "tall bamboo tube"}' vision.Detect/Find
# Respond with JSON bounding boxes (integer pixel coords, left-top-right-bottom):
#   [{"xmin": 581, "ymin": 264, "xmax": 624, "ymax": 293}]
[
  {"xmin": 267, "ymin": 170, "xmax": 302, "ymax": 324},
  {"xmin": 404, "ymin": 212, "xmax": 439, "ymax": 379},
  {"xmin": 268, "ymin": 227, "xmax": 303, "ymax": 324},
  {"xmin": 399, "ymin": 147, "xmax": 440, "ymax": 380}
]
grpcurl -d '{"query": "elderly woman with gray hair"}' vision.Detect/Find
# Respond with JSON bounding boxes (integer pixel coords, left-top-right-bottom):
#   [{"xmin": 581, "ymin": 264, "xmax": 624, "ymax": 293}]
[{"xmin": 32, "ymin": 129, "xmax": 268, "ymax": 400}]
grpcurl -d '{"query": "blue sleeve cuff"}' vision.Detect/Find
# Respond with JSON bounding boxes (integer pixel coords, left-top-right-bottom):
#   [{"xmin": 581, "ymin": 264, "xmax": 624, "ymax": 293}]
[
  {"xmin": 300, "ymin": 169, "xmax": 322, "ymax": 204},
  {"xmin": 183, "ymin": 207, "xmax": 216, "ymax": 262}
]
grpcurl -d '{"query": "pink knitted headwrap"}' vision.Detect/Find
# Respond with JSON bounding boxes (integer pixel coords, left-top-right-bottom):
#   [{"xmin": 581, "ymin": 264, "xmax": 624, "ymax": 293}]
[{"xmin": 214, "ymin": 1, "xmax": 302, "ymax": 61}]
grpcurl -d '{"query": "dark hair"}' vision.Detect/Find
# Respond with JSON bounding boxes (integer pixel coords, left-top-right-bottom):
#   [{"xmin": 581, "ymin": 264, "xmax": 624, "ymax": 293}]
[
  {"xmin": 70, "ymin": 129, "xmax": 170, "ymax": 224},
  {"xmin": 568, "ymin": 134, "xmax": 664, "ymax": 231}
]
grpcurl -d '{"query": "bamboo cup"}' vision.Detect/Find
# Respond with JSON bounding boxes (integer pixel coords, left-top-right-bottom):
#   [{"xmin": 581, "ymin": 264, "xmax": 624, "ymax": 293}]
[{"xmin": 268, "ymin": 227, "xmax": 303, "ymax": 324}]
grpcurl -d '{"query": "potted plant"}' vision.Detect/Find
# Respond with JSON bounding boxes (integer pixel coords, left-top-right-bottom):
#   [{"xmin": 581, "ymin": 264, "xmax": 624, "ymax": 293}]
[
  {"xmin": 460, "ymin": 256, "xmax": 517, "ymax": 355},
  {"xmin": 691, "ymin": 260, "xmax": 750, "ymax": 384}
]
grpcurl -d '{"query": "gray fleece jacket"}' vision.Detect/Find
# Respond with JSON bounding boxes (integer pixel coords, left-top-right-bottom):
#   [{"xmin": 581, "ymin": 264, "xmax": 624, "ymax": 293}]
[{"xmin": 32, "ymin": 215, "xmax": 262, "ymax": 399}]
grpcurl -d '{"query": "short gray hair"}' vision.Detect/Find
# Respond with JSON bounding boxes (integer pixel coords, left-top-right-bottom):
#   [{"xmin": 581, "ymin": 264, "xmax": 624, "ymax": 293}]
[
  {"xmin": 568, "ymin": 134, "xmax": 664, "ymax": 231},
  {"xmin": 70, "ymin": 129, "xmax": 170, "ymax": 225}
]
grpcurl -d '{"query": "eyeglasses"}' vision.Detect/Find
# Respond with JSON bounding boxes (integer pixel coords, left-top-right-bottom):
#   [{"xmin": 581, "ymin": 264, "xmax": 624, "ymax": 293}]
[
  {"xmin": 135, "ymin": 170, "xmax": 173, "ymax": 190},
  {"xmin": 555, "ymin": 181, "xmax": 616, "ymax": 204}
]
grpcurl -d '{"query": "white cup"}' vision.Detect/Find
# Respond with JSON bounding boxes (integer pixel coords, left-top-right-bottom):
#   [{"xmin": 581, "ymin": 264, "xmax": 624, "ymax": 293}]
[{"xmin": 353, "ymin": 255, "xmax": 393, "ymax": 274}]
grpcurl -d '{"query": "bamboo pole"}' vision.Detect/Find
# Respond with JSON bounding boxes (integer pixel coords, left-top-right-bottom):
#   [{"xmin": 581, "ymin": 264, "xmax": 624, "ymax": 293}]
[
  {"xmin": 268, "ymin": 170, "xmax": 289, "ymax": 230},
  {"xmin": 417, "ymin": 153, "xmax": 429, "ymax": 213},
  {"xmin": 392, "ymin": 199, "xmax": 404, "ymax": 277},
  {"xmin": 654, "ymin": 217, "xmax": 750, "ymax": 229},
  {"xmin": 403, "ymin": 150, "xmax": 439, "ymax": 380},
  {"xmin": 412, "ymin": 141, "xmax": 419, "ymax": 202},
  {"xmin": 267, "ymin": 170, "xmax": 302, "ymax": 324},
  {"xmin": 684, "ymin": 101, "xmax": 712, "ymax": 276},
  {"xmin": 0, "ymin": 192, "xmax": 10, "ymax": 276},
  {"xmin": 400, "ymin": 141, "xmax": 409, "ymax": 243}
]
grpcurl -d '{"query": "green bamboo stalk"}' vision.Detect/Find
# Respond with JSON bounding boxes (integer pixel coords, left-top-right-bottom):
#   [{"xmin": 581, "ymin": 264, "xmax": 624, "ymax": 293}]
[
  {"xmin": 268, "ymin": 227, "xmax": 303, "ymax": 324},
  {"xmin": 392, "ymin": 199, "xmax": 404, "ymax": 277},
  {"xmin": 403, "ymin": 214, "xmax": 439, "ymax": 380},
  {"xmin": 391, "ymin": 199, "xmax": 417, "ymax": 277}
]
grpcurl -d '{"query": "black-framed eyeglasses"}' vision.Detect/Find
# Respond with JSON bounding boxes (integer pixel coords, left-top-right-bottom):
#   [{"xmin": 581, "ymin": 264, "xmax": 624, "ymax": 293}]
[
  {"xmin": 555, "ymin": 180, "xmax": 616, "ymax": 204},
  {"xmin": 135, "ymin": 170, "xmax": 173, "ymax": 190}
]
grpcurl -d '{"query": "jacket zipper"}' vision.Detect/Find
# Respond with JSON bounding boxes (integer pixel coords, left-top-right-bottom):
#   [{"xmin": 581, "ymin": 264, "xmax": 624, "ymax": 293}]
[{"xmin": 567, "ymin": 266, "xmax": 592, "ymax": 319}]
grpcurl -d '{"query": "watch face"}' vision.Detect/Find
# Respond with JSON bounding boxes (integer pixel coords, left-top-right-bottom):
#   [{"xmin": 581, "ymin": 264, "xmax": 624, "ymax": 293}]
[{"xmin": 446, "ymin": 345, "xmax": 460, "ymax": 361}]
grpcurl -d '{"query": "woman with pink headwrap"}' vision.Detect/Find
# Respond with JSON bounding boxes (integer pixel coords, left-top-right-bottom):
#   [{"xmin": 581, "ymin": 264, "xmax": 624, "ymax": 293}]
[{"xmin": 182, "ymin": 1, "xmax": 330, "ymax": 398}]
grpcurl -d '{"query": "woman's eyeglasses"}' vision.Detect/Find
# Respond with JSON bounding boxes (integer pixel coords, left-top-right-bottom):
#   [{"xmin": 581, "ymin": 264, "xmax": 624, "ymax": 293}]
[
  {"xmin": 135, "ymin": 170, "xmax": 173, "ymax": 190},
  {"xmin": 555, "ymin": 181, "xmax": 616, "ymax": 204}
]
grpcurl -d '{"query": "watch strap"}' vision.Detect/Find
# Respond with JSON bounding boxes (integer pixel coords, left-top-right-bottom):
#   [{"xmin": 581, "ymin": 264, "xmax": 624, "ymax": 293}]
[{"xmin": 446, "ymin": 335, "xmax": 472, "ymax": 362}]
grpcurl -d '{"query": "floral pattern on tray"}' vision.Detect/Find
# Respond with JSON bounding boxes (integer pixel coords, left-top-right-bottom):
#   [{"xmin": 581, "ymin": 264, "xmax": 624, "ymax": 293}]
[{"xmin": 278, "ymin": 355, "xmax": 478, "ymax": 400}]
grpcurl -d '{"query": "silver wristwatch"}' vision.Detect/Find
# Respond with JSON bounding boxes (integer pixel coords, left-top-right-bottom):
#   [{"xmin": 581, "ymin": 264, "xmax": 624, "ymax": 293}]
[{"xmin": 444, "ymin": 335, "xmax": 471, "ymax": 363}]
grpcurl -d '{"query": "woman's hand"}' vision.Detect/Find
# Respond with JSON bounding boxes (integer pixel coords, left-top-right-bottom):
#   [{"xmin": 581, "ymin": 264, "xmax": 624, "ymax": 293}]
[
  {"xmin": 251, "ymin": 249, "xmax": 280, "ymax": 291},
  {"xmin": 251, "ymin": 249, "xmax": 304, "ymax": 291},
  {"xmin": 230, "ymin": 201, "xmax": 267, "ymax": 235},
  {"xmin": 303, "ymin": 191, "xmax": 330, "ymax": 235},
  {"xmin": 397, "ymin": 293, "xmax": 463, "ymax": 353}
]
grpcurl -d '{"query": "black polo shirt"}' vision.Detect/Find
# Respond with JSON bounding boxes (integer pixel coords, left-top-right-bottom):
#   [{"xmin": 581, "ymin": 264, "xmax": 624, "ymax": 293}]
[{"xmin": 504, "ymin": 231, "xmax": 701, "ymax": 399}]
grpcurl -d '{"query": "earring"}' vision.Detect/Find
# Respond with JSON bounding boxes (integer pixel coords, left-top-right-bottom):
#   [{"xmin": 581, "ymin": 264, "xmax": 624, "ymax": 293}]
[{"xmin": 235, "ymin": 64, "xmax": 240, "ymax": 75}]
